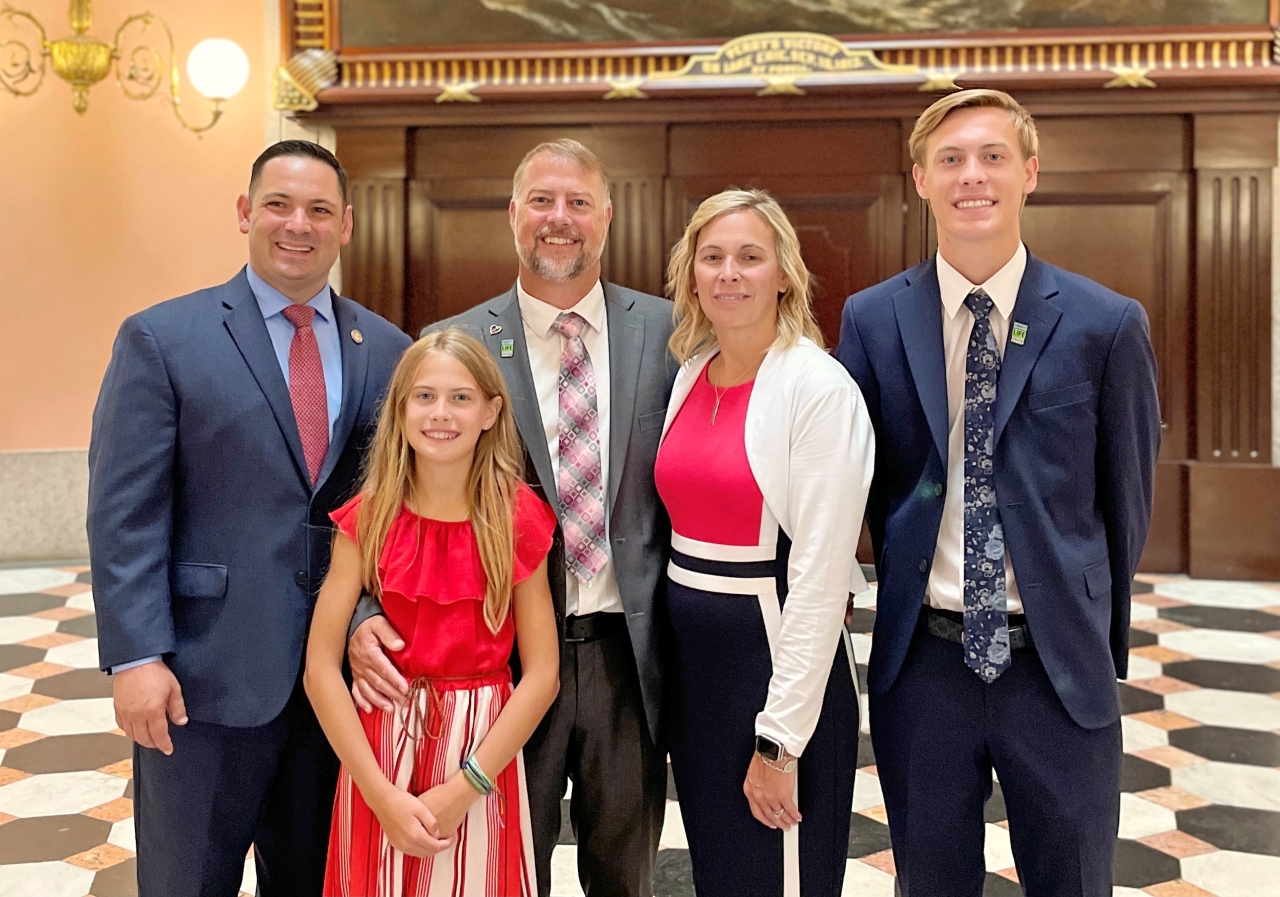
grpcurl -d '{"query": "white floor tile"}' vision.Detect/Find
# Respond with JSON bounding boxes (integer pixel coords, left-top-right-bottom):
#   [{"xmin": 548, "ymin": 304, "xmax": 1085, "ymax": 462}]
[
  {"xmin": 20, "ymin": 697, "xmax": 116, "ymax": 736},
  {"xmin": 1113, "ymin": 888, "xmax": 1149, "ymax": 897},
  {"xmin": 841, "ymin": 858, "xmax": 896, "ymax": 897},
  {"xmin": 0, "ymin": 770, "xmax": 127, "ymax": 817},
  {"xmin": 0, "ymin": 860, "xmax": 95, "ymax": 897},
  {"xmin": 241, "ymin": 853, "xmax": 257, "ymax": 894},
  {"xmin": 1118, "ymin": 792, "xmax": 1177, "ymax": 839},
  {"xmin": 850, "ymin": 633, "xmax": 872, "ymax": 665},
  {"xmin": 42, "ymin": 638, "xmax": 100, "ymax": 669},
  {"xmin": 0, "ymin": 618, "xmax": 57, "ymax": 646},
  {"xmin": 107, "ymin": 816, "xmax": 135, "ymax": 851},
  {"xmin": 983, "ymin": 822, "xmax": 1014, "ymax": 871},
  {"xmin": 1172, "ymin": 761, "xmax": 1280, "ymax": 812},
  {"xmin": 1124, "ymin": 654, "xmax": 1163, "ymax": 680},
  {"xmin": 1121, "ymin": 715, "xmax": 1169, "ymax": 752},
  {"xmin": 1164, "ymin": 689, "xmax": 1280, "ymax": 731},
  {"xmin": 1159, "ymin": 629, "xmax": 1280, "ymax": 664},
  {"xmin": 1129, "ymin": 602, "xmax": 1158, "ymax": 621},
  {"xmin": 0, "ymin": 570, "xmax": 75, "ymax": 596},
  {"xmin": 659, "ymin": 800, "xmax": 687, "ymax": 850},
  {"xmin": 853, "ymin": 586, "xmax": 878, "ymax": 609},
  {"xmin": 64, "ymin": 593, "xmax": 94, "ymax": 612},
  {"xmin": 852, "ymin": 770, "xmax": 883, "ymax": 811},
  {"xmin": 550, "ymin": 845, "xmax": 585, "ymax": 897},
  {"xmin": 0, "ymin": 674, "xmax": 34, "ymax": 703},
  {"xmin": 1180, "ymin": 849, "xmax": 1280, "ymax": 897},
  {"xmin": 1153, "ymin": 580, "xmax": 1280, "ymax": 609}
]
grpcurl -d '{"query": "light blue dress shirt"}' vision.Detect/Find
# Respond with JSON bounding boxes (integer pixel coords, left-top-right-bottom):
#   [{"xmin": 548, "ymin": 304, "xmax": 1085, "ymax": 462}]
[{"xmin": 111, "ymin": 268, "xmax": 344, "ymax": 675}]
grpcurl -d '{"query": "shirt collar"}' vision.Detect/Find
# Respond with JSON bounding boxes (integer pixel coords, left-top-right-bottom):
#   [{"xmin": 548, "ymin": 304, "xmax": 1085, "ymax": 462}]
[
  {"xmin": 516, "ymin": 278, "xmax": 606, "ymax": 339},
  {"xmin": 246, "ymin": 265, "xmax": 334, "ymax": 323},
  {"xmin": 936, "ymin": 242, "xmax": 1027, "ymax": 323}
]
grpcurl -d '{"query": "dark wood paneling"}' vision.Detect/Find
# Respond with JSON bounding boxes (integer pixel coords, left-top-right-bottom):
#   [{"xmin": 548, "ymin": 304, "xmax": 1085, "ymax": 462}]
[
  {"xmin": 604, "ymin": 177, "xmax": 665, "ymax": 297},
  {"xmin": 669, "ymin": 121, "xmax": 901, "ymax": 178},
  {"xmin": 1195, "ymin": 167, "xmax": 1273, "ymax": 464},
  {"xmin": 1022, "ymin": 172, "xmax": 1193, "ymax": 461},
  {"xmin": 1189, "ymin": 463, "xmax": 1280, "ymax": 580},
  {"xmin": 344, "ymin": 179, "xmax": 406, "ymax": 327},
  {"xmin": 1035, "ymin": 116, "xmax": 1190, "ymax": 172},
  {"xmin": 409, "ymin": 125, "xmax": 666, "ymax": 180},
  {"xmin": 1142, "ymin": 461, "xmax": 1189, "ymax": 573},
  {"xmin": 1194, "ymin": 113, "xmax": 1280, "ymax": 169}
]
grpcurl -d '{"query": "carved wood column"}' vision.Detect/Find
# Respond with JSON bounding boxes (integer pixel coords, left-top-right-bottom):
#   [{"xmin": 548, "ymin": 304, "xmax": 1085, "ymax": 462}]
[
  {"xmin": 1190, "ymin": 113, "xmax": 1279, "ymax": 579},
  {"xmin": 336, "ymin": 128, "xmax": 409, "ymax": 329}
]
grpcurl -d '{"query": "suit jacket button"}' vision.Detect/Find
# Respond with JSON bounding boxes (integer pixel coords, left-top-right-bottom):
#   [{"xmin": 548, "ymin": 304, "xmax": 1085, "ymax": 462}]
[
  {"xmin": 295, "ymin": 571, "xmax": 307, "ymax": 587},
  {"xmin": 934, "ymin": 483, "xmax": 944, "ymax": 497},
  {"xmin": 919, "ymin": 559, "xmax": 929, "ymax": 573}
]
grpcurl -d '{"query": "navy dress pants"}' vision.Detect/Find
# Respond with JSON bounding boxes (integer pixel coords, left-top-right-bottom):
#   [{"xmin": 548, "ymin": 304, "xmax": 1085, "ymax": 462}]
[{"xmin": 871, "ymin": 622, "xmax": 1121, "ymax": 897}]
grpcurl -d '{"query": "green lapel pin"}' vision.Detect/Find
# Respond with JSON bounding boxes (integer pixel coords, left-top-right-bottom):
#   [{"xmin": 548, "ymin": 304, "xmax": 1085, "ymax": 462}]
[
  {"xmin": 1010, "ymin": 322, "xmax": 1028, "ymax": 346},
  {"xmin": 500, "ymin": 338, "xmax": 515, "ymax": 358}
]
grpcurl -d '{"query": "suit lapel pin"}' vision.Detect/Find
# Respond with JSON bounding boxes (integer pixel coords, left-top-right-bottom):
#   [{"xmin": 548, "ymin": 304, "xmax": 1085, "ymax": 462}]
[
  {"xmin": 500, "ymin": 338, "xmax": 515, "ymax": 358},
  {"xmin": 489, "ymin": 324, "xmax": 503, "ymax": 335},
  {"xmin": 1010, "ymin": 322, "xmax": 1028, "ymax": 346},
  {"xmin": 350, "ymin": 329, "xmax": 364, "ymax": 344}
]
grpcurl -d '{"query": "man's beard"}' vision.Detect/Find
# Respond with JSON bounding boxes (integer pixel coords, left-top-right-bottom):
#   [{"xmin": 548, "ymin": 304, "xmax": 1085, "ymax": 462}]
[{"xmin": 516, "ymin": 226, "xmax": 602, "ymax": 282}]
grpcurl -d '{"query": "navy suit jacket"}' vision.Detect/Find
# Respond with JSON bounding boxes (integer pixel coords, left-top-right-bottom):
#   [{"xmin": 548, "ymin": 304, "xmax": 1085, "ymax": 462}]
[
  {"xmin": 88, "ymin": 268, "xmax": 411, "ymax": 728},
  {"xmin": 836, "ymin": 254, "xmax": 1160, "ymax": 730}
]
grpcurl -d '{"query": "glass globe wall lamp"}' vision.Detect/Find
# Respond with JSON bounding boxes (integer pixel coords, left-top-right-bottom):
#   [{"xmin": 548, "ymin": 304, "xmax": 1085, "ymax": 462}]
[{"xmin": 0, "ymin": 0, "xmax": 249, "ymax": 134}]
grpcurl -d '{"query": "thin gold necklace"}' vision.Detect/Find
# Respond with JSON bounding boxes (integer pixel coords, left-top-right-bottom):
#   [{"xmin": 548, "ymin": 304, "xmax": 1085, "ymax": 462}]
[{"xmin": 708, "ymin": 355, "xmax": 762, "ymax": 425}]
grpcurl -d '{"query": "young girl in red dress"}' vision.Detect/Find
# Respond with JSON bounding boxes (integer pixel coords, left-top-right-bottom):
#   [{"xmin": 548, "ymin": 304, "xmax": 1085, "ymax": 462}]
[{"xmin": 305, "ymin": 328, "xmax": 560, "ymax": 897}]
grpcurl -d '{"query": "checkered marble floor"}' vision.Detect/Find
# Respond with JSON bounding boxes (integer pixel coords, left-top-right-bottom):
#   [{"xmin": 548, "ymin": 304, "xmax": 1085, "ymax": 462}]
[{"xmin": 0, "ymin": 565, "xmax": 1277, "ymax": 896}]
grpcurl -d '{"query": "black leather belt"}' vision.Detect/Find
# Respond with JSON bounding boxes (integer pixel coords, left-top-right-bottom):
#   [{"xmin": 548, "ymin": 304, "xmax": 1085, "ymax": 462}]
[
  {"xmin": 564, "ymin": 612, "xmax": 627, "ymax": 644},
  {"xmin": 923, "ymin": 606, "xmax": 1034, "ymax": 651}
]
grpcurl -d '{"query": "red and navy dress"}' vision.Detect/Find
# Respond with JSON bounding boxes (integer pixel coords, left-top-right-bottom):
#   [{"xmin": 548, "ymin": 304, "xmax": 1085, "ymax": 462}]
[
  {"xmin": 323, "ymin": 483, "xmax": 556, "ymax": 897},
  {"xmin": 654, "ymin": 364, "xmax": 859, "ymax": 897}
]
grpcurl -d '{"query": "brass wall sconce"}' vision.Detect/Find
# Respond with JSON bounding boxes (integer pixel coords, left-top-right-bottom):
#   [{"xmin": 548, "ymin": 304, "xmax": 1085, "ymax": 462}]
[{"xmin": 0, "ymin": 0, "xmax": 249, "ymax": 134}]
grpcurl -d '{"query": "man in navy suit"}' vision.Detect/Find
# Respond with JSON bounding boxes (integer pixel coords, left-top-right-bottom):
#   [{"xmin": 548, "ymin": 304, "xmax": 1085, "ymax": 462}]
[
  {"xmin": 88, "ymin": 141, "xmax": 411, "ymax": 896},
  {"xmin": 836, "ymin": 90, "xmax": 1160, "ymax": 895}
]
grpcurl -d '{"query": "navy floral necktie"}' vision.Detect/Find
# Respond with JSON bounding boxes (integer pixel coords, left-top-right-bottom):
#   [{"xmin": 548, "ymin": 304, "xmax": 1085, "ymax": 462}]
[{"xmin": 962, "ymin": 288, "xmax": 1011, "ymax": 683}]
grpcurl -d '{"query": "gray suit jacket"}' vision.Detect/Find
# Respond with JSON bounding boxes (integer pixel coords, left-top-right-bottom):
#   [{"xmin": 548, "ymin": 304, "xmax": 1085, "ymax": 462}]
[{"xmin": 353, "ymin": 280, "xmax": 676, "ymax": 740}]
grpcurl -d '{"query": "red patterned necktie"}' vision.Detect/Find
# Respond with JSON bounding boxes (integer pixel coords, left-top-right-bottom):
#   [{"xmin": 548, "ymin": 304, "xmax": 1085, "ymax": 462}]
[
  {"xmin": 281, "ymin": 304, "xmax": 329, "ymax": 486},
  {"xmin": 552, "ymin": 312, "xmax": 608, "ymax": 583}
]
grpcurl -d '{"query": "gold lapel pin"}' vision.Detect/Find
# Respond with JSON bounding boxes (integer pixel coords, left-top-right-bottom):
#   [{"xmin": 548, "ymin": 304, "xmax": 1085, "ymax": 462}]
[
  {"xmin": 350, "ymin": 329, "xmax": 364, "ymax": 344},
  {"xmin": 489, "ymin": 324, "xmax": 503, "ymax": 335}
]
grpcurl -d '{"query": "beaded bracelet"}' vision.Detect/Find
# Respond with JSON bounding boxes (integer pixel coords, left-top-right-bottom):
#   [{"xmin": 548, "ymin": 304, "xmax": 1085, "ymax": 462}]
[{"xmin": 461, "ymin": 755, "xmax": 495, "ymax": 796}]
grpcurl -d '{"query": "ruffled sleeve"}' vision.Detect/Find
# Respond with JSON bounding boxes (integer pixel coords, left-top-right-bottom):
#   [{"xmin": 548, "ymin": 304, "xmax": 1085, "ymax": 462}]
[
  {"xmin": 330, "ymin": 493, "xmax": 364, "ymax": 544},
  {"xmin": 513, "ymin": 483, "xmax": 557, "ymax": 584}
]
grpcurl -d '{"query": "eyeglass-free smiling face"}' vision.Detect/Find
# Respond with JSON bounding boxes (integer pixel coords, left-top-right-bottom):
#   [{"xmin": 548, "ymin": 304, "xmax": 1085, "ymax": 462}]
[
  {"xmin": 693, "ymin": 210, "xmax": 789, "ymax": 346},
  {"xmin": 509, "ymin": 153, "xmax": 612, "ymax": 287},
  {"xmin": 404, "ymin": 352, "xmax": 502, "ymax": 469}
]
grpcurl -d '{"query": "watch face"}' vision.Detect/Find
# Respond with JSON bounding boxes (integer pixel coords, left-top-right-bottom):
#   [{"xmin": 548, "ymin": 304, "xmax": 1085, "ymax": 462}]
[{"xmin": 755, "ymin": 736, "xmax": 782, "ymax": 762}]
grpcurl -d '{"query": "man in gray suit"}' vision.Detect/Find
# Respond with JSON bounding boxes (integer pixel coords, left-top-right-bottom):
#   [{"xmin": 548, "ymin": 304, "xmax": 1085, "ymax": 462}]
[{"xmin": 348, "ymin": 139, "xmax": 673, "ymax": 897}]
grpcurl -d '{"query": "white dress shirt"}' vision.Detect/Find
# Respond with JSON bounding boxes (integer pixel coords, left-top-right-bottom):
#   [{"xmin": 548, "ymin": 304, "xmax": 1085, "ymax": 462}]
[
  {"xmin": 517, "ymin": 278, "xmax": 622, "ymax": 617},
  {"xmin": 926, "ymin": 243, "xmax": 1027, "ymax": 615}
]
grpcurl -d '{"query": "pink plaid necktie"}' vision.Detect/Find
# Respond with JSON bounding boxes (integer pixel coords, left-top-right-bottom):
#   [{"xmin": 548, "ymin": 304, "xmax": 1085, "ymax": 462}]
[
  {"xmin": 553, "ymin": 312, "xmax": 608, "ymax": 583},
  {"xmin": 282, "ymin": 304, "xmax": 329, "ymax": 486}
]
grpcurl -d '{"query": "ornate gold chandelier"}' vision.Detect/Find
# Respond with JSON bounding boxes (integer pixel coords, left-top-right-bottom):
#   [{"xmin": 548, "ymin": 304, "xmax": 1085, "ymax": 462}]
[{"xmin": 0, "ymin": 0, "xmax": 248, "ymax": 133}]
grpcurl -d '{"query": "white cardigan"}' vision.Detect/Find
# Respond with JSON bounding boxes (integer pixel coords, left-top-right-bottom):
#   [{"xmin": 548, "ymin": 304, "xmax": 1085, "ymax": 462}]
[{"xmin": 661, "ymin": 338, "xmax": 875, "ymax": 756}]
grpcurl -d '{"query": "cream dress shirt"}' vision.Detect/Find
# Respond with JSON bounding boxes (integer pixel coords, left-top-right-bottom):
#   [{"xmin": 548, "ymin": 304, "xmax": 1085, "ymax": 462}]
[
  {"xmin": 516, "ymin": 278, "xmax": 622, "ymax": 617},
  {"xmin": 926, "ymin": 243, "xmax": 1027, "ymax": 615}
]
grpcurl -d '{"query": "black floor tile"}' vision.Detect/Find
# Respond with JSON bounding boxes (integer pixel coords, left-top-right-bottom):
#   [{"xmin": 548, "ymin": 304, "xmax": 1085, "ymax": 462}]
[
  {"xmin": 1128, "ymin": 628, "xmax": 1158, "ymax": 648},
  {"xmin": 1178, "ymin": 805, "xmax": 1280, "ymax": 857},
  {"xmin": 1162, "ymin": 659, "xmax": 1280, "ymax": 694},
  {"xmin": 858, "ymin": 735, "xmax": 876, "ymax": 769},
  {"xmin": 1130, "ymin": 579, "xmax": 1154, "ymax": 594},
  {"xmin": 57, "ymin": 614, "xmax": 98, "ymax": 638},
  {"xmin": 1120, "ymin": 754, "xmax": 1171, "ymax": 793},
  {"xmin": 0, "ymin": 593, "xmax": 66, "ymax": 617},
  {"xmin": 848, "ymin": 608, "xmax": 877, "ymax": 634},
  {"xmin": 32, "ymin": 668, "xmax": 113, "ymax": 700},
  {"xmin": 76, "ymin": 571, "xmax": 93, "ymax": 585},
  {"xmin": 557, "ymin": 798, "xmax": 574, "ymax": 844},
  {"xmin": 3, "ymin": 732, "xmax": 131, "ymax": 775},
  {"xmin": 1158, "ymin": 605, "xmax": 1280, "ymax": 633},
  {"xmin": 1118, "ymin": 682, "xmax": 1165, "ymax": 715},
  {"xmin": 652, "ymin": 848, "xmax": 694, "ymax": 897},
  {"xmin": 0, "ymin": 644, "xmax": 45, "ymax": 673},
  {"xmin": 91, "ymin": 857, "xmax": 137, "ymax": 897},
  {"xmin": 984, "ymin": 781, "xmax": 1007, "ymax": 824},
  {"xmin": 124, "ymin": 777, "xmax": 134, "ymax": 800},
  {"xmin": 983, "ymin": 872, "xmax": 1023, "ymax": 895},
  {"xmin": 667, "ymin": 764, "xmax": 679, "ymax": 801},
  {"xmin": 0, "ymin": 813, "xmax": 111, "ymax": 864},
  {"xmin": 0, "ymin": 709, "xmax": 19, "ymax": 733},
  {"xmin": 847, "ymin": 811, "xmax": 893, "ymax": 858},
  {"xmin": 1112, "ymin": 837, "xmax": 1181, "ymax": 888},
  {"xmin": 1169, "ymin": 726, "xmax": 1280, "ymax": 767}
]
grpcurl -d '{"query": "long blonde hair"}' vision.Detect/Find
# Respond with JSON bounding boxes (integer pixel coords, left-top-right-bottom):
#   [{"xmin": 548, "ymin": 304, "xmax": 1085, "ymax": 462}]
[
  {"xmin": 355, "ymin": 329, "xmax": 525, "ymax": 633},
  {"xmin": 666, "ymin": 188, "xmax": 823, "ymax": 364}
]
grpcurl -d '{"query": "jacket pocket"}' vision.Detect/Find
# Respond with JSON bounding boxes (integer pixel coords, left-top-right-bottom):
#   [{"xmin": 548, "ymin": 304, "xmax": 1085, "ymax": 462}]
[
  {"xmin": 170, "ymin": 563, "xmax": 229, "ymax": 599},
  {"xmin": 639, "ymin": 409, "xmax": 666, "ymax": 432},
  {"xmin": 1083, "ymin": 561, "xmax": 1111, "ymax": 602},
  {"xmin": 1029, "ymin": 380, "xmax": 1094, "ymax": 412}
]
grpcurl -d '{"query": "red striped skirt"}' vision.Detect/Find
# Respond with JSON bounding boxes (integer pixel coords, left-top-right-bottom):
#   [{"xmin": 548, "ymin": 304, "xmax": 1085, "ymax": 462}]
[{"xmin": 323, "ymin": 669, "xmax": 536, "ymax": 896}]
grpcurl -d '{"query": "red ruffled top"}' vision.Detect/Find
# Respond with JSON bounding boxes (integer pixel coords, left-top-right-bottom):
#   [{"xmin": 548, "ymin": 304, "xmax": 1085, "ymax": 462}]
[{"xmin": 331, "ymin": 482, "xmax": 556, "ymax": 679}]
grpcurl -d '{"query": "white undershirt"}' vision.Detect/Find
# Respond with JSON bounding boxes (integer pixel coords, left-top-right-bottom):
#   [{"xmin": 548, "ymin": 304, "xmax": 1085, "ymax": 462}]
[
  {"xmin": 926, "ymin": 243, "xmax": 1026, "ymax": 615},
  {"xmin": 516, "ymin": 279, "xmax": 622, "ymax": 617}
]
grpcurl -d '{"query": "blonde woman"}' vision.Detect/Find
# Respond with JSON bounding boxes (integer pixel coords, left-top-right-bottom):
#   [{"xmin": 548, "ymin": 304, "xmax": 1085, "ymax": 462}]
[
  {"xmin": 305, "ymin": 329, "xmax": 560, "ymax": 895},
  {"xmin": 654, "ymin": 190, "xmax": 874, "ymax": 896}
]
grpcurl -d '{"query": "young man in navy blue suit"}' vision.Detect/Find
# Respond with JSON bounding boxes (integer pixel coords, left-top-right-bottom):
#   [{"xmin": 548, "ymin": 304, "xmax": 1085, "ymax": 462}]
[
  {"xmin": 836, "ymin": 90, "xmax": 1161, "ymax": 895},
  {"xmin": 88, "ymin": 141, "xmax": 412, "ymax": 896}
]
